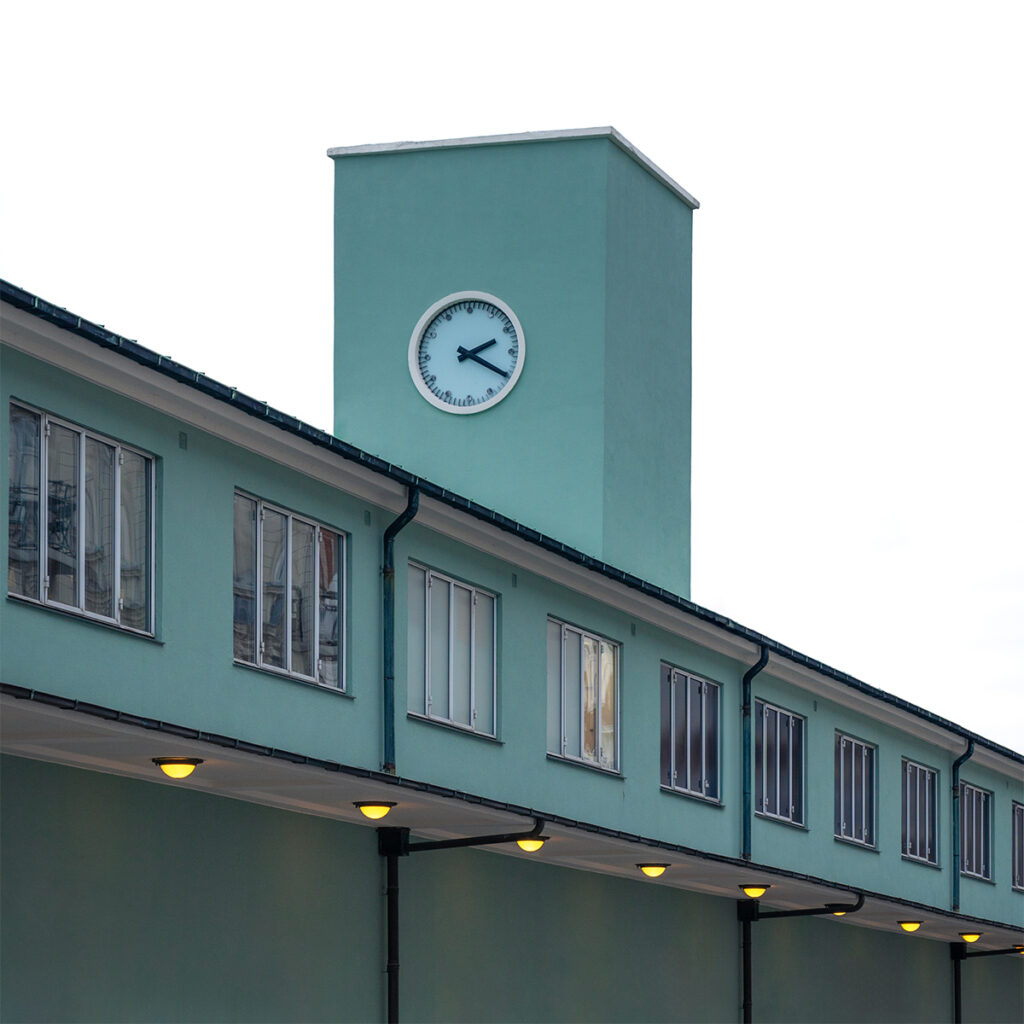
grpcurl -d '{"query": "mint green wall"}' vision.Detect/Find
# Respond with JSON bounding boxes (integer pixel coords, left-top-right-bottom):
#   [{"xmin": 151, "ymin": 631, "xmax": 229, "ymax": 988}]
[
  {"xmin": 2, "ymin": 347, "xmax": 383, "ymax": 769},
  {"xmin": 0, "ymin": 755, "xmax": 382, "ymax": 1023},
  {"xmin": 6, "ymin": 756, "xmax": 1019, "ymax": 1024},
  {"xmin": 3, "ymin": 343, "xmax": 1022, "ymax": 963},
  {"xmin": 332, "ymin": 136, "xmax": 693, "ymax": 597},
  {"xmin": 602, "ymin": 143, "xmax": 692, "ymax": 594}
]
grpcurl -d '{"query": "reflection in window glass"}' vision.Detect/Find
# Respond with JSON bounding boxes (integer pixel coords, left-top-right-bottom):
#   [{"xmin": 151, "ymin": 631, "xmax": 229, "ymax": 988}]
[
  {"xmin": 660, "ymin": 665, "xmax": 720, "ymax": 801},
  {"xmin": 233, "ymin": 492, "xmax": 345, "ymax": 688},
  {"xmin": 8, "ymin": 405, "xmax": 40, "ymax": 599},
  {"xmin": 547, "ymin": 619, "xmax": 619, "ymax": 771},
  {"xmin": 8, "ymin": 404, "xmax": 153, "ymax": 632},
  {"xmin": 406, "ymin": 562, "xmax": 497, "ymax": 735}
]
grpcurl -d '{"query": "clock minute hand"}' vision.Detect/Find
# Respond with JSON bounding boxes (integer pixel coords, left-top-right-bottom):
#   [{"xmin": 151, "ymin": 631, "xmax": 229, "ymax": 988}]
[
  {"xmin": 457, "ymin": 339, "xmax": 497, "ymax": 362},
  {"xmin": 457, "ymin": 346, "xmax": 508, "ymax": 378}
]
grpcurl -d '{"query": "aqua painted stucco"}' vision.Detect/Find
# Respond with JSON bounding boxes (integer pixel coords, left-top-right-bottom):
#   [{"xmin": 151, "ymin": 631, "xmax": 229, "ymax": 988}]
[
  {"xmin": 331, "ymin": 135, "xmax": 693, "ymax": 597},
  {"xmin": 2, "ymin": 337, "xmax": 1022, "ymax": 1022},
  {"xmin": 4, "ymin": 756, "xmax": 1019, "ymax": 1024}
]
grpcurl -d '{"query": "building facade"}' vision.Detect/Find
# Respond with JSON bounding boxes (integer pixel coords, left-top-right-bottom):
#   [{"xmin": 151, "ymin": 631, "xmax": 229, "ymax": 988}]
[{"xmin": 1, "ymin": 129, "xmax": 1021, "ymax": 1023}]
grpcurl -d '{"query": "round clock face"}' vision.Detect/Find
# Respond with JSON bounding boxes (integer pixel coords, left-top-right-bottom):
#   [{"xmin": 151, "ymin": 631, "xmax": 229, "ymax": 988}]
[{"xmin": 408, "ymin": 292, "xmax": 525, "ymax": 414}]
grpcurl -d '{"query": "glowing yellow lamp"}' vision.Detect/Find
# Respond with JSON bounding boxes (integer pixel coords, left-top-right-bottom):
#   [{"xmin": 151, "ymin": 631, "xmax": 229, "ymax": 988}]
[
  {"xmin": 637, "ymin": 864, "xmax": 668, "ymax": 878},
  {"xmin": 152, "ymin": 757, "xmax": 203, "ymax": 779},
  {"xmin": 354, "ymin": 801, "xmax": 396, "ymax": 820},
  {"xmin": 959, "ymin": 933, "xmax": 981, "ymax": 943},
  {"xmin": 740, "ymin": 885, "xmax": 770, "ymax": 900},
  {"xmin": 516, "ymin": 837, "xmax": 547, "ymax": 853},
  {"xmin": 899, "ymin": 921, "xmax": 922, "ymax": 933},
  {"xmin": 832, "ymin": 911, "xmax": 847, "ymax": 917}
]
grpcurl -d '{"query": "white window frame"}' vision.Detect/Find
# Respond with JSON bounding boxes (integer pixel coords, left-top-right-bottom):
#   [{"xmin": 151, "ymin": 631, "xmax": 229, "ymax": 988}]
[
  {"xmin": 549, "ymin": 617, "xmax": 620, "ymax": 772},
  {"xmin": 233, "ymin": 492, "xmax": 346, "ymax": 690},
  {"xmin": 662, "ymin": 664, "xmax": 720, "ymax": 802},
  {"xmin": 901, "ymin": 758, "xmax": 938, "ymax": 865},
  {"xmin": 834, "ymin": 732, "xmax": 876, "ymax": 848},
  {"xmin": 959, "ymin": 781, "xmax": 992, "ymax": 881},
  {"xmin": 755, "ymin": 698, "xmax": 805, "ymax": 826},
  {"xmin": 7, "ymin": 401, "xmax": 155, "ymax": 635},
  {"xmin": 408, "ymin": 562, "xmax": 497, "ymax": 736},
  {"xmin": 1012, "ymin": 801, "xmax": 1024, "ymax": 893}
]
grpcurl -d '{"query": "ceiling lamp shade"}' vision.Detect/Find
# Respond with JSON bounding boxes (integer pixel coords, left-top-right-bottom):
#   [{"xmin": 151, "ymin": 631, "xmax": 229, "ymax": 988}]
[
  {"xmin": 637, "ymin": 864, "xmax": 668, "ymax": 878},
  {"xmin": 152, "ymin": 757, "xmax": 203, "ymax": 779},
  {"xmin": 959, "ymin": 932, "xmax": 982, "ymax": 943},
  {"xmin": 354, "ymin": 801, "xmax": 396, "ymax": 820},
  {"xmin": 516, "ymin": 837, "xmax": 548, "ymax": 853},
  {"xmin": 740, "ymin": 884, "xmax": 770, "ymax": 900},
  {"xmin": 899, "ymin": 921, "xmax": 922, "ymax": 933}
]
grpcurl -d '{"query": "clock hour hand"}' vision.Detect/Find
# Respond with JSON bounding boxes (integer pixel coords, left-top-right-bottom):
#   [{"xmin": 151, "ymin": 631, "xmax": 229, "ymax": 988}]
[
  {"xmin": 456, "ymin": 346, "xmax": 508, "ymax": 377},
  {"xmin": 457, "ymin": 338, "xmax": 497, "ymax": 362}
]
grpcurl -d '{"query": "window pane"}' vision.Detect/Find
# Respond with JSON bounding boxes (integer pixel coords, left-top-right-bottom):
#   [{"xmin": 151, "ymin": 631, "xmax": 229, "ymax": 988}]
[
  {"xmin": 407, "ymin": 564, "xmax": 426, "ymax": 713},
  {"xmin": 428, "ymin": 574, "xmax": 450, "ymax": 720},
  {"xmin": 233, "ymin": 494, "xmax": 257, "ymax": 662},
  {"xmin": 8, "ymin": 406, "xmax": 40, "ymax": 599},
  {"xmin": 674, "ymin": 673, "xmax": 688, "ymax": 788},
  {"xmin": 318, "ymin": 531, "xmax": 341, "ymax": 688},
  {"xmin": 704, "ymin": 683, "xmax": 719, "ymax": 799},
  {"xmin": 755, "ymin": 702, "xmax": 765, "ymax": 811},
  {"xmin": 688, "ymin": 675, "xmax": 702, "ymax": 792},
  {"xmin": 546, "ymin": 619, "xmax": 562, "ymax": 753},
  {"xmin": 660, "ymin": 665, "xmax": 672, "ymax": 787},
  {"xmin": 767, "ymin": 709, "xmax": 780, "ymax": 816},
  {"xmin": 926, "ymin": 770, "xmax": 936, "ymax": 862},
  {"xmin": 261, "ymin": 508, "xmax": 287, "ymax": 669},
  {"xmin": 451, "ymin": 584, "xmax": 472, "ymax": 727},
  {"xmin": 47, "ymin": 423, "xmax": 79, "ymax": 607},
  {"xmin": 842, "ymin": 740, "xmax": 854, "ymax": 837},
  {"xmin": 473, "ymin": 592, "xmax": 494, "ymax": 734},
  {"xmin": 84, "ymin": 438, "xmax": 115, "ymax": 618},
  {"xmin": 864, "ymin": 748, "xmax": 874, "ymax": 844},
  {"xmin": 120, "ymin": 451, "xmax": 150, "ymax": 630},
  {"xmin": 835, "ymin": 736, "xmax": 844, "ymax": 836},
  {"xmin": 582, "ymin": 635, "xmax": 598, "ymax": 762},
  {"xmin": 564, "ymin": 629, "xmax": 581, "ymax": 758},
  {"xmin": 290, "ymin": 519, "xmax": 315, "ymax": 677},
  {"xmin": 791, "ymin": 718, "xmax": 804, "ymax": 823},
  {"xmin": 599, "ymin": 640, "xmax": 615, "ymax": 769},
  {"xmin": 906, "ymin": 764, "xmax": 918, "ymax": 856}
]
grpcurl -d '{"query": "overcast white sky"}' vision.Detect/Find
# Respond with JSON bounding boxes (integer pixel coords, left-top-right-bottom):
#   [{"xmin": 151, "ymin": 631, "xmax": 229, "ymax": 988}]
[{"xmin": 2, "ymin": 1, "xmax": 1021, "ymax": 751}]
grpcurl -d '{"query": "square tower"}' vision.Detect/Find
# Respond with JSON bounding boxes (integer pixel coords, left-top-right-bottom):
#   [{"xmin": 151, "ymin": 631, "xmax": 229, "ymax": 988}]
[{"xmin": 329, "ymin": 128, "xmax": 697, "ymax": 598}]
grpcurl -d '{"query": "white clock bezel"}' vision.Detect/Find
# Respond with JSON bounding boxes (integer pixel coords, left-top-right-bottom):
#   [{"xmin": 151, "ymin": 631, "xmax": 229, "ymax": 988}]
[{"xmin": 407, "ymin": 291, "xmax": 526, "ymax": 415}]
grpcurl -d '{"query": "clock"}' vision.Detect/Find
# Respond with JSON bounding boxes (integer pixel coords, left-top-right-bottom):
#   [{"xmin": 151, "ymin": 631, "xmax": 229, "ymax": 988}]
[{"xmin": 408, "ymin": 291, "xmax": 525, "ymax": 414}]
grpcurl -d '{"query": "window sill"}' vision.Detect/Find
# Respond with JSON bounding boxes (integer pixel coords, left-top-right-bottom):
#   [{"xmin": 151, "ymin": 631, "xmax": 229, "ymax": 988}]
[
  {"xmin": 833, "ymin": 835, "xmax": 879, "ymax": 854},
  {"xmin": 901, "ymin": 854, "xmax": 941, "ymax": 871},
  {"xmin": 660, "ymin": 785, "xmax": 724, "ymax": 809},
  {"xmin": 407, "ymin": 712, "xmax": 501, "ymax": 744},
  {"xmin": 546, "ymin": 752, "xmax": 623, "ymax": 779},
  {"xmin": 754, "ymin": 811, "xmax": 807, "ymax": 832},
  {"xmin": 233, "ymin": 659, "xmax": 351, "ymax": 697},
  {"xmin": 7, "ymin": 593, "xmax": 160, "ymax": 643},
  {"xmin": 959, "ymin": 871, "xmax": 996, "ymax": 887}
]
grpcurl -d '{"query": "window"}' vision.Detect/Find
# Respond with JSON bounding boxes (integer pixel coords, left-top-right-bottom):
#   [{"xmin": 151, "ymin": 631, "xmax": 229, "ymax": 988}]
[
  {"xmin": 547, "ymin": 618, "xmax": 619, "ymax": 771},
  {"xmin": 1013, "ymin": 802, "xmax": 1024, "ymax": 892},
  {"xmin": 660, "ymin": 664, "xmax": 720, "ymax": 801},
  {"xmin": 755, "ymin": 699, "xmax": 804, "ymax": 825},
  {"xmin": 834, "ymin": 733, "xmax": 875, "ymax": 847},
  {"xmin": 902, "ymin": 759, "xmax": 938, "ymax": 865},
  {"xmin": 8, "ymin": 402, "xmax": 153, "ymax": 632},
  {"xmin": 407, "ymin": 562, "xmax": 496, "ymax": 735},
  {"xmin": 959, "ymin": 782, "xmax": 991, "ymax": 881},
  {"xmin": 233, "ymin": 492, "xmax": 344, "ymax": 689}
]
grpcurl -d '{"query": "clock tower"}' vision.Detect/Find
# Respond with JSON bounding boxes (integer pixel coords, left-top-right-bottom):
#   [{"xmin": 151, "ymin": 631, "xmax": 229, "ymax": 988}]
[{"xmin": 329, "ymin": 128, "xmax": 697, "ymax": 598}]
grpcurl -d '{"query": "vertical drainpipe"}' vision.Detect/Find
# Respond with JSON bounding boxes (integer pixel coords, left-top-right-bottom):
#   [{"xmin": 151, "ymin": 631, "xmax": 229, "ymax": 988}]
[
  {"xmin": 951, "ymin": 736, "xmax": 974, "ymax": 911},
  {"xmin": 382, "ymin": 487, "xmax": 419, "ymax": 774},
  {"xmin": 742, "ymin": 646, "xmax": 770, "ymax": 861}
]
